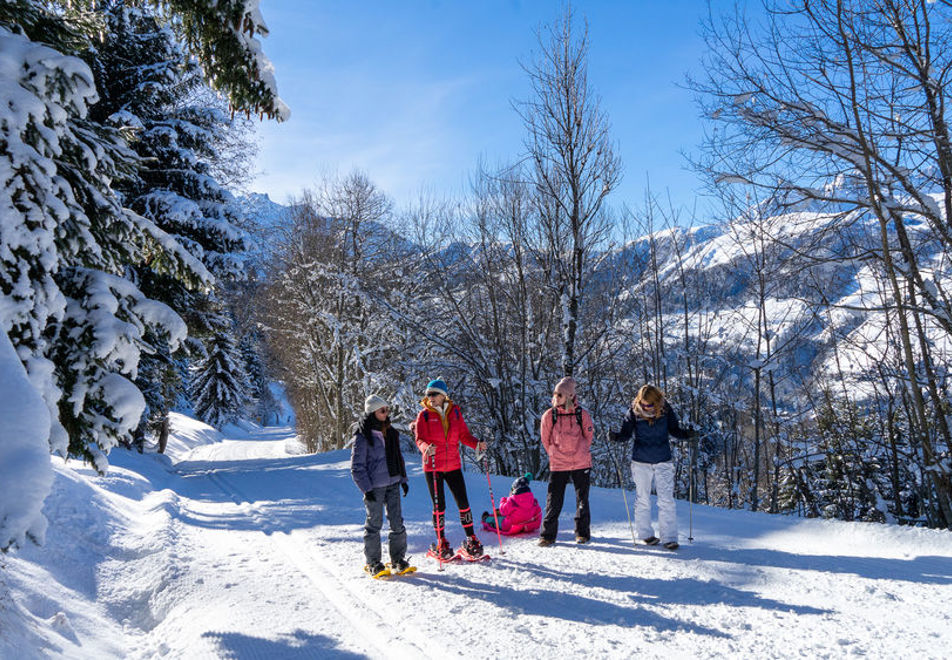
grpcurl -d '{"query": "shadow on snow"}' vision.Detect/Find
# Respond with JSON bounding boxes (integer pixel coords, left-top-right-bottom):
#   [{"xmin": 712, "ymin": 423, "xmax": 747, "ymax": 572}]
[
  {"xmin": 410, "ymin": 571, "xmax": 732, "ymax": 637},
  {"xmin": 201, "ymin": 629, "xmax": 364, "ymax": 659}
]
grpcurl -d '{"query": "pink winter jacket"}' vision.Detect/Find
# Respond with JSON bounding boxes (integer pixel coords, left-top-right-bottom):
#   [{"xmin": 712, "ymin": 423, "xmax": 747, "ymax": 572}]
[
  {"xmin": 484, "ymin": 491, "xmax": 542, "ymax": 535},
  {"xmin": 540, "ymin": 406, "xmax": 594, "ymax": 471}
]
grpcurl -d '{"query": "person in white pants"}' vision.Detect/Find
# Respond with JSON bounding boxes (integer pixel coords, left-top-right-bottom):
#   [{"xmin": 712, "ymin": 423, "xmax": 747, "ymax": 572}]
[
  {"xmin": 610, "ymin": 384, "xmax": 695, "ymax": 550},
  {"xmin": 630, "ymin": 459, "xmax": 677, "ymax": 544}
]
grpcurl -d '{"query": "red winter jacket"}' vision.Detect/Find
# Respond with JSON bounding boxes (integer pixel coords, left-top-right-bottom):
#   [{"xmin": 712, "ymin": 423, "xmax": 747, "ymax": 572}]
[
  {"xmin": 540, "ymin": 406, "xmax": 594, "ymax": 471},
  {"xmin": 414, "ymin": 399, "xmax": 479, "ymax": 472}
]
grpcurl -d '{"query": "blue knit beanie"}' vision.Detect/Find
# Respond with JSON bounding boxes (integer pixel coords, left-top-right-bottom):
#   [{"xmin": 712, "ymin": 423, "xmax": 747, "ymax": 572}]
[{"xmin": 425, "ymin": 379, "xmax": 448, "ymax": 397}]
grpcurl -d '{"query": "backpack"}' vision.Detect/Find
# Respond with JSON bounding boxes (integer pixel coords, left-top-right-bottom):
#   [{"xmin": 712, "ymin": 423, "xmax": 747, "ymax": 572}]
[{"xmin": 546, "ymin": 406, "xmax": 584, "ymax": 445}]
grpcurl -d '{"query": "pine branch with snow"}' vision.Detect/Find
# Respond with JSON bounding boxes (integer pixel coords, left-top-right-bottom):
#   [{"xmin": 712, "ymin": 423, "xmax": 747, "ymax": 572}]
[{"xmin": 191, "ymin": 313, "xmax": 250, "ymax": 429}]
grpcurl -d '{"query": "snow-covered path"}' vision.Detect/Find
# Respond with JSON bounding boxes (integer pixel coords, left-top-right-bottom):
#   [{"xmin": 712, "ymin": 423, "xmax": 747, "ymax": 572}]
[{"xmin": 3, "ymin": 417, "xmax": 952, "ymax": 658}]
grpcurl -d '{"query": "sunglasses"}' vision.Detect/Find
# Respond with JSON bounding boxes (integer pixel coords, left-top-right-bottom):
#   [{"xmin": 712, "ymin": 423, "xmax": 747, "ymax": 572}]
[
  {"xmin": 642, "ymin": 402, "xmax": 655, "ymax": 408},
  {"xmin": 426, "ymin": 392, "xmax": 443, "ymax": 398},
  {"xmin": 553, "ymin": 392, "xmax": 565, "ymax": 398},
  {"xmin": 377, "ymin": 407, "xmax": 389, "ymax": 414}
]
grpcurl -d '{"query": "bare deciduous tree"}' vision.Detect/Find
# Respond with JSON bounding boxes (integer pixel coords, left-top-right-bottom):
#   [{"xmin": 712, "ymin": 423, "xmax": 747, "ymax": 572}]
[
  {"xmin": 692, "ymin": 0, "xmax": 952, "ymax": 527},
  {"xmin": 259, "ymin": 172, "xmax": 403, "ymax": 451},
  {"xmin": 519, "ymin": 7, "xmax": 621, "ymax": 378}
]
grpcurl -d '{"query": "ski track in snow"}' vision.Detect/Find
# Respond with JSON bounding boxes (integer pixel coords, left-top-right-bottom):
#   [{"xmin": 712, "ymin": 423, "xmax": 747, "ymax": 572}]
[
  {"xmin": 3, "ymin": 419, "xmax": 952, "ymax": 658},
  {"xmin": 201, "ymin": 467, "xmax": 442, "ymax": 658}
]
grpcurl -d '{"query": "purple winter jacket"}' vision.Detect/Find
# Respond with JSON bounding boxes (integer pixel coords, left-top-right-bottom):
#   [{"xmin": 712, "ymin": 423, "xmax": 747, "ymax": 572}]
[{"xmin": 350, "ymin": 418, "xmax": 407, "ymax": 494}]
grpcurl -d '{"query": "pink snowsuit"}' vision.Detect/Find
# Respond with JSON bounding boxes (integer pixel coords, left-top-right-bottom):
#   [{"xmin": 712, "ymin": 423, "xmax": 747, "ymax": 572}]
[{"xmin": 483, "ymin": 490, "xmax": 542, "ymax": 535}]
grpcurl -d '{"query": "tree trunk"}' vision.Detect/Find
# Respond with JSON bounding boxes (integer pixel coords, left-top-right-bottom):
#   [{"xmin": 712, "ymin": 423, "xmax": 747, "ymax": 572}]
[
  {"xmin": 158, "ymin": 415, "xmax": 169, "ymax": 454},
  {"xmin": 752, "ymin": 367, "xmax": 761, "ymax": 511}
]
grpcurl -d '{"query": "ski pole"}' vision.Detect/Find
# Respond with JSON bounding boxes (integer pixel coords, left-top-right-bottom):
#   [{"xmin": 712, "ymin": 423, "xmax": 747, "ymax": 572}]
[
  {"xmin": 429, "ymin": 450, "xmax": 445, "ymax": 571},
  {"xmin": 688, "ymin": 434, "xmax": 697, "ymax": 543},
  {"xmin": 480, "ymin": 449, "xmax": 505, "ymax": 555},
  {"xmin": 606, "ymin": 433, "xmax": 637, "ymax": 550}
]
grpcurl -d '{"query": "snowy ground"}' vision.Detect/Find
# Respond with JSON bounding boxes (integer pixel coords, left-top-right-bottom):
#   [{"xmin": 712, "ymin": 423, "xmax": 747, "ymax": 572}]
[{"xmin": 2, "ymin": 414, "xmax": 951, "ymax": 659}]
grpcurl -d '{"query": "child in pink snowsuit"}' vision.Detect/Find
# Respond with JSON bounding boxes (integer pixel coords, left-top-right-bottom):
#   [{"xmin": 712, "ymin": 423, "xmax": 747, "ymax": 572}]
[{"xmin": 482, "ymin": 474, "xmax": 542, "ymax": 535}]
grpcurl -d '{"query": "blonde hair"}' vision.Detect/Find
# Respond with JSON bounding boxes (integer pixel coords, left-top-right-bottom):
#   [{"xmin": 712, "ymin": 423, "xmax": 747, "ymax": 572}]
[{"xmin": 633, "ymin": 384, "xmax": 665, "ymax": 420}]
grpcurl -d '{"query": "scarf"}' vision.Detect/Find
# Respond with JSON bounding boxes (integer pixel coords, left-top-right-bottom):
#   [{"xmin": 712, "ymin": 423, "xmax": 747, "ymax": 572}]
[
  {"xmin": 421, "ymin": 398, "xmax": 454, "ymax": 436},
  {"xmin": 632, "ymin": 400, "xmax": 665, "ymax": 426},
  {"xmin": 360, "ymin": 414, "xmax": 407, "ymax": 478}
]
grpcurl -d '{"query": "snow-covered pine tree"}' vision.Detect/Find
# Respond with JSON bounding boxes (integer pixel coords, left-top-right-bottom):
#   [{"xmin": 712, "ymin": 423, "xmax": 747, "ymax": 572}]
[
  {"xmin": 85, "ymin": 3, "xmax": 254, "ymax": 443},
  {"xmin": 149, "ymin": 0, "xmax": 289, "ymax": 121},
  {"xmin": 812, "ymin": 394, "xmax": 886, "ymax": 523},
  {"xmin": 0, "ymin": 14, "xmax": 194, "ymax": 471},
  {"xmin": 1, "ymin": 2, "xmax": 99, "ymax": 54},
  {"xmin": 191, "ymin": 312, "xmax": 250, "ymax": 429},
  {"xmin": 1, "ymin": 0, "xmax": 282, "ymax": 491},
  {"xmin": 0, "ymin": 23, "xmax": 74, "ymax": 457},
  {"xmin": 238, "ymin": 327, "xmax": 279, "ymax": 425}
]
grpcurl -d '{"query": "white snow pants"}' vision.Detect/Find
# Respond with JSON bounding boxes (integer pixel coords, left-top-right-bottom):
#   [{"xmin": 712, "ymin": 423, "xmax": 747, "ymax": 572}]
[{"xmin": 631, "ymin": 460, "xmax": 677, "ymax": 543}]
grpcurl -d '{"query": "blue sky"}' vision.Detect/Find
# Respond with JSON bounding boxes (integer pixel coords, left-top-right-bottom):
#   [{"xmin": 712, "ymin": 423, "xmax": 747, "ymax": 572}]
[{"xmin": 252, "ymin": 1, "xmax": 713, "ymax": 216}]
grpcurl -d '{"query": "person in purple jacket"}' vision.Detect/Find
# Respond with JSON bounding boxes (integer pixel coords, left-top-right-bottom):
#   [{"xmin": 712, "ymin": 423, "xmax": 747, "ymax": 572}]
[
  {"xmin": 350, "ymin": 395, "xmax": 410, "ymax": 577},
  {"xmin": 610, "ymin": 384, "xmax": 695, "ymax": 550}
]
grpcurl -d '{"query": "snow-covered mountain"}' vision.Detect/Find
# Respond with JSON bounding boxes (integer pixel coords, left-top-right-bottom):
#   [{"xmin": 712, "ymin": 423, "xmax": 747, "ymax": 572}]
[
  {"xmin": 235, "ymin": 193, "xmax": 296, "ymax": 268},
  {"xmin": 239, "ymin": 192, "xmax": 294, "ymax": 231},
  {"xmin": 1, "ymin": 414, "xmax": 949, "ymax": 657},
  {"xmin": 238, "ymin": 191, "xmax": 421, "ymax": 267},
  {"xmin": 240, "ymin": 192, "xmax": 929, "ymax": 411},
  {"xmin": 605, "ymin": 205, "xmax": 943, "ymax": 412}
]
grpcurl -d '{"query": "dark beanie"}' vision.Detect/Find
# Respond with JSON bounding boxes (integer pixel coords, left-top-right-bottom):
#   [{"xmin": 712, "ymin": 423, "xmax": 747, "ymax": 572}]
[{"xmin": 511, "ymin": 472, "xmax": 533, "ymax": 495}]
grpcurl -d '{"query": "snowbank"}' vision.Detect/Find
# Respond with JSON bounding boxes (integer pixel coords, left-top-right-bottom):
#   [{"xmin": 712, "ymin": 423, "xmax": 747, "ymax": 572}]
[{"xmin": 0, "ymin": 331, "xmax": 53, "ymax": 551}]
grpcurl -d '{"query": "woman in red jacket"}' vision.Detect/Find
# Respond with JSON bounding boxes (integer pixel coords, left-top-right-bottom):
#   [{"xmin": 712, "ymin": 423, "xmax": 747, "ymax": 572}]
[
  {"xmin": 414, "ymin": 378, "xmax": 487, "ymax": 560},
  {"xmin": 538, "ymin": 377, "xmax": 594, "ymax": 546}
]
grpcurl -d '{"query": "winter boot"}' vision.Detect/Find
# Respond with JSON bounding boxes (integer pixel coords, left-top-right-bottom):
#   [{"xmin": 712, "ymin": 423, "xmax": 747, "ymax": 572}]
[
  {"xmin": 538, "ymin": 537, "xmax": 555, "ymax": 547},
  {"xmin": 642, "ymin": 536, "xmax": 660, "ymax": 546},
  {"xmin": 429, "ymin": 537, "xmax": 455, "ymax": 561},
  {"xmin": 389, "ymin": 557, "xmax": 416, "ymax": 575},
  {"xmin": 461, "ymin": 535, "xmax": 483, "ymax": 558},
  {"xmin": 364, "ymin": 561, "xmax": 390, "ymax": 579},
  {"xmin": 662, "ymin": 541, "xmax": 680, "ymax": 551}
]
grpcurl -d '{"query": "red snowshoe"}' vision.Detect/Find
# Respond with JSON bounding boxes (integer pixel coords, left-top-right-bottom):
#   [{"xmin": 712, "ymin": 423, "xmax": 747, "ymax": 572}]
[{"xmin": 458, "ymin": 535, "xmax": 490, "ymax": 562}]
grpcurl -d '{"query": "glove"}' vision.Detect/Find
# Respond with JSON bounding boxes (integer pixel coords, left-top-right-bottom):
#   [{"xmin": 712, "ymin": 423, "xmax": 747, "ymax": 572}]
[
  {"xmin": 365, "ymin": 490, "xmax": 376, "ymax": 502},
  {"xmin": 401, "ymin": 482, "xmax": 409, "ymax": 497},
  {"xmin": 608, "ymin": 431, "xmax": 619, "ymax": 442}
]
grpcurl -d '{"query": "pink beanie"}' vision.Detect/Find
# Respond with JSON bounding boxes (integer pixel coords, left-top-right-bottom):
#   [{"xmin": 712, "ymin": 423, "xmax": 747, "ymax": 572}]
[{"xmin": 554, "ymin": 377, "xmax": 577, "ymax": 400}]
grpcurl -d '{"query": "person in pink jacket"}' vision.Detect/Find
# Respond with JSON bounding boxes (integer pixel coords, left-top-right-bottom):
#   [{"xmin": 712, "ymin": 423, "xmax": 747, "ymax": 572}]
[
  {"xmin": 538, "ymin": 377, "xmax": 594, "ymax": 546},
  {"xmin": 481, "ymin": 473, "xmax": 542, "ymax": 535}
]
